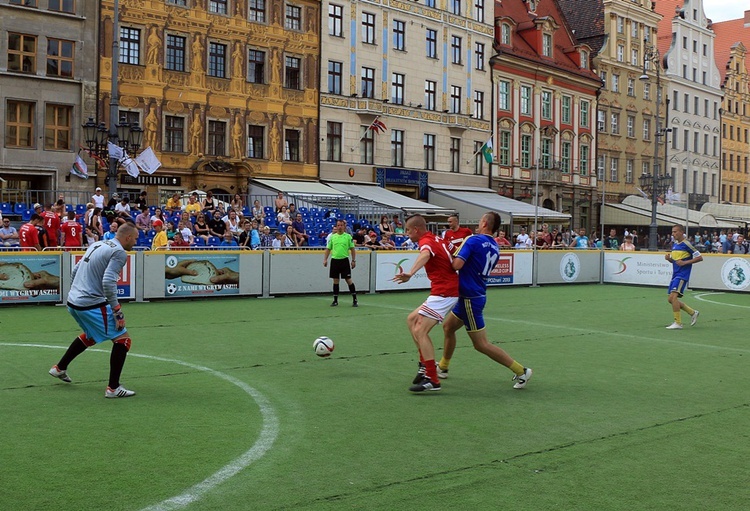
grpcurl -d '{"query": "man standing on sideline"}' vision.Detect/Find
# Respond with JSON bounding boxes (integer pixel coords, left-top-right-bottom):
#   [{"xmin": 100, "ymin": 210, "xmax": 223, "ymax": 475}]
[
  {"xmin": 60, "ymin": 211, "xmax": 83, "ymax": 248},
  {"xmin": 323, "ymin": 219, "xmax": 358, "ymax": 307},
  {"xmin": 438, "ymin": 212, "xmax": 532, "ymax": 389},
  {"xmin": 42, "ymin": 203, "xmax": 61, "ymax": 247},
  {"xmin": 442, "ymin": 214, "xmax": 474, "ymax": 247},
  {"xmin": 665, "ymin": 224, "xmax": 702, "ymax": 330},
  {"xmin": 605, "ymin": 228, "xmax": 620, "ymax": 250},
  {"xmin": 19, "ymin": 214, "xmax": 44, "ymax": 251},
  {"xmin": 393, "ymin": 214, "xmax": 458, "ymax": 392},
  {"xmin": 570, "ymin": 228, "xmax": 589, "ymax": 249},
  {"xmin": 49, "ymin": 223, "xmax": 140, "ymax": 398}
]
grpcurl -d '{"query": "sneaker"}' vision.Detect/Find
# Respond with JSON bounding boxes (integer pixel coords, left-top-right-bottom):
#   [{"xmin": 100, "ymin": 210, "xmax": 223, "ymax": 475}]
[
  {"xmin": 412, "ymin": 362, "xmax": 426, "ymax": 384},
  {"xmin": 49, "ymin": 365, "xmax": 71, "ymax": 383},
  {"xmin": 105, "ymin": 385, "xmax": 135, "ymax": 398},
  {"xmin": 690, "ymin": 310, "xmax": 700, "ymax": 326},
  {"xmin": 409, "ymin": 375, "xmax": 441, "ymax": 392},
  {"xmin": 666, "ymin": 322, "xmax": 683, "ymax": 330},
  {"xmin": 512, "ymin": 367, "xmax": 533, "ymax": 389},
  {"xmin": 330, "ymin": 300, "xmax": 338, "ymax": 307},
  {"xmin": 437, "ymin": 364, "xmax": 449, "ymax": 379},
  {"xmin": 352, "ymin": 300, "xmax": 358, "ymax": 307}
]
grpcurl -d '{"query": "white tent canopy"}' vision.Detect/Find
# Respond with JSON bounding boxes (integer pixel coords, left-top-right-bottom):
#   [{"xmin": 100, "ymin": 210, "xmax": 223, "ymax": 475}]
[
  {"xmin": 428, "ymin": 184, "xmax": 571, "ymax": 226},
  {"xmin": 621, "ymin": 196, "xmax": 739, "ymax": 228},
  {"xmin": 699, "ymin": 202, "xmax": 750, "ymax": 226},
  {"xmin": 325, "ymin": 182, "xmax": 453, "ymax": 215},
  {"xmin": 250, "ymin": 178, "xmax": 346, "ymax": 197}
]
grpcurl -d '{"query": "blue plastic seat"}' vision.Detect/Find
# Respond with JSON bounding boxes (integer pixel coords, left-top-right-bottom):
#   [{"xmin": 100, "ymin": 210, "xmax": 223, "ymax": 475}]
[
  {"xmin": 21, "ymin": 209, "xmax": 32, "ymax": 221},
  {"xmin": 263, "ymin": 206, "xmax": 274, "ymax": 215},
  {"xmin": 75, "ymin": 204, "xmax": 86, "ymax": 215},
  {"xmin": 208, "ymin": 236, "xmax": 220, "ymax": 246},
  {"xmin": 298, "ymin": 207, "xmax": 308, "ymax": 214},
  {"xmin": 66, "ymin": 204, "xmax": 74, "ymax": 212},
  {"xmin": 14, "ymin": 203, "xmax": 26, "ymax": 214},
  {"xmin": 0, "ymin": 203, "xmax": 11, "ymax": 215}
]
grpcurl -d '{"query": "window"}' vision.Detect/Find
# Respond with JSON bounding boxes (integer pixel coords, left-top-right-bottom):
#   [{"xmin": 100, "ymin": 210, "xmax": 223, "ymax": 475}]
[
  {"xmin": 617, "ymin": 16, "xmax": 624, "ymax": 33},
  {"xmin": 360, "ymin": 126, "xmax": 374, "ymax": 164},
  {"xmin": 610, "ymin": 113, "xmax": 619, "ymax": 134},
  {"xmin": 248, "ymin": 49, "xmax": 265, "ymax": 83},
  {"xmin": 425, "ymin": 0, "xmax": 435, "ymax": 7},
  {"xmin": 285, "ymin": 56, "xmax": 301, "ymax": 89},
  {"xmin": 520, "ymin": 85, "xmax": 532, "ymax": 115},
  {"xmin": 541, "ymin": 90, "xmax": 552, "ymax": 120},
  {"xmin": 329, "ymin": 4, "xmax": 343, "ymax": 37},
  {"xmin": 451, "ymin": 36, "xmax": 462, "ymax": 64},
  {"xmin": 499, "ymin": 131, "xmax": 511, "ymax": 166},
  {"xmin": 246, "ymin": 125, "xmax": 264, "ymax": 158},
  {"xmin": 580, "ymin": 50, "xmax": 589, "ymax": 69},
  {"xmin": 361, "ymin": 67, "xmax": 375, "ymax": 98},
  {"xmin": 610, "ymin": 158, "xmax": 619, "ymax": 182},
  {"xmin": 474, "ymin": 141, "xmax": 484, "ymax": 174},
  {"xmin": 626, "ymin": 159, "xmax": 633, "ymax": 183},
  {"xmin": 44, "ymin": 104, "xmax": 71, "ymax": 150},
  {"xmin": 597, "ymin": 110, "xmax": 606, "ymax": 132},
  {"xmin": 248, "ymin": 0, "xmax": 265, "ymax": 22},
  {"xmin": 617, "ymin": 45, "xmax": 624, "ymax": 62},
  {"xmin": 120, "ymin": 110, "xmax": 140, "ymax": 127},
  {"xmin": 643, "ymin": 83, "xmax": 650, "ymax": 100},
  {"xmin": 499, "ymin": 81, "xmax": 510, "ymax": 110},
  {"xmin": 474, "ymin": 0, "xmax": 484, "ymax": 22},
  {"xmin": 600, "ymin": 70, "xmax": 607, "ymax": 89},
  {"xmin": 542, "ymin": 33, "xmax": 552, "ymax": 57},
  {"xmin": 580, "ymin": 100, "xmax": 590, "ymax": 128},
  {"xmin": 562, "ymin": 95, "xmax": 571, "ymax": 124},
  {"xmin": 450, "ymin": 138, "xmax": 461, "ymax": 172},
  {"xmin": 424, "ymin": 134, "xmax": 435, "ymax": 170},
  {"xmin": 425, "ymin": 80, "xmax": 436, "ymax": 110},
  {"xmin": 392, "ymin": 73, "xmax": 404, "ymax": 104},
  {"xmin": 631, "ymin": 21, "xmax": 638, "ymax": 38},
  {"xmin": 165, "ymin": 34, "xmax": 186, "ymax": 72},
  {"xmin": 208, "ymin": 42, "xmax": 227, "ymax": 78},
  {"xmin": 391, "ymin": 130, "xmax": 404, "ymax": 167},
  {"xmin": 694, "ymin": 96, "xmax": 699, "ymax": 115},
  {"xmin": 393, "ymin": 20, "xmax": 406, "ymax": 51},
  {"xmin": 612, "ymin": 74, "xmax": 619, "ymax": 93},
  {"xmin": 631, "ymin": 48, "xmax": 639, "ymax": 66},
  {"xmin": 627, "ymin": 78, "xmax": 634, "ymax": 97},
  {"xmin": 597, "ymin": 155, "xmax": 605, "ymax": 180},
  {"xmin": 627, "ymin": 115, "xmax": 634, "ymax": 137},
  {"xmin": 426, "ymin": 29, "xmax": 437, "ymax": 58},
  {"xmin": 164, "ymin": 116, "xmax": 184, "ymax": 153},
  {"xmin": 207, "ymin": 120, "xmax": 226, "ymax": 156},
  {"xmin": 119, "ymin": 28, "xmax": 140, "ymax": 65},
  {"xmin": 49, "ymin": 0, "xmax": 75, "ymax": 14},
  {"xmin": 473, "ymin": 91, "xmax": 484, "ymax": 119},
  {"xmin": 704, "ymin": 133, "xmax": 708, "ymax": 155},
  {"xmin": 327, "ymin": 122, "xmax": 342, "ymax": 162},
  {"xmin": 541, "ymin": 138, "xmax": 551, "ymax": 169},
  {"xmin": 520, "ymin": 134, "xmax": 531, "ymax": 168},
  {"xmin": 694, "ymin": 132, "xmax": 699, "ymax": 154},
  {"xmin": 209, "ymin": 0, "xmax": 227, "ymax": 14},
  {"xmin": 580, "ymin": 145, "xmax": 589, "ymax": 176},
  {"xmin": 327, "ymin": 60, "xmax": 342, "ymax": 94},
  {"xmin": 682, "ymin": 36, "xmax": 687, "ymax": 49},
  {"xmin": 47, "ymin": 38, "xmax": 74, "ymax": 78},
  {"xmin": 475, "ymin": 43, "xmax": 485, "ymax": 70},
  {"xmin": 450, "ymin": 85, "xmax": 461, "ymax": 113},
  {"xmin": 10, "ymin": 0, "xmax": 37, "ymax": 6},
  {"xmin": 501, "ymin": 23, "xmax": 511, "ymax": 45},
  {"xmin": 284, "ymin": 129, "xmax": 301, "ymax": 161},
  {"xmin": 561, "ymin": 141, "xmax": 571, "ymax": 173},
  {"xmin": 8, "ymin": 33, "xmax": 36, "ymax": 73},
  {"xmin": 450, "ymin": 0, "xmax": 461, "ymax": 15},
  {"xmin": 362, "ymin": 12, "xmax": 375, "ymax": 44},
  {"xmin": 704, "ymin": 99, "xmax": 709, "ymax": 117},
  {"xmin": 643, "ymin": 118, "xmax": 651, "ymax": 140},
  {"xmin": 285, "ymin": 5, "xmax": 302, "ymax": 31}
]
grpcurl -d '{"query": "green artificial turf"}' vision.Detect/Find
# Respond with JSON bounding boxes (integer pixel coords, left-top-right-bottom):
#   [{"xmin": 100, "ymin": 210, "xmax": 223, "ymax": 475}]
[{"xmin": 1, "ymin": 285, "xmax": 748, "ymax": 510}]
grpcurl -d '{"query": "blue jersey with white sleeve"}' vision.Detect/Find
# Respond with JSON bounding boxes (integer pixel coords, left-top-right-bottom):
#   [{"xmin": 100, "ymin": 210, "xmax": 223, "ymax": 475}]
[
  {"xmin": 455, "ymin": 234, "xmax": 499, "ymax": 298},
  {"xmin": 671, "ymin": 238, "xmax": 700, "ymax": 281}
]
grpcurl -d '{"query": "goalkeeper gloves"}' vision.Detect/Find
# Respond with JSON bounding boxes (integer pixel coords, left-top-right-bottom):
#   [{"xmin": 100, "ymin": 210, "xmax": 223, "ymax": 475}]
[{"xmin": 113, "ymin": 304, "xmax": 125, "ymax": 330}]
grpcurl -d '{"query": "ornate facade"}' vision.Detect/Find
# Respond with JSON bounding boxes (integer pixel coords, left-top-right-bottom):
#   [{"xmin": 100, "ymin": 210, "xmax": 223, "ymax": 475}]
[{"xmin": 97, "ymin": 0, "xmax": 320, "ymax": 199}]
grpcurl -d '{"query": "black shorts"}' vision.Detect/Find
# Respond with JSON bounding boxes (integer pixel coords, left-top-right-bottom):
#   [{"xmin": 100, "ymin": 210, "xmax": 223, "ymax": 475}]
[{"xmin": 329, "ymin": 258, "xmax": 351, "ymax": 279}]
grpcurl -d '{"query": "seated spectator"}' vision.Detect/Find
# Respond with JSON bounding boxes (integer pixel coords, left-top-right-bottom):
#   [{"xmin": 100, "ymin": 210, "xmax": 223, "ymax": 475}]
[
  {"xmin": 193, "ymin": 213, "xmax": 211, "ymax": 244},
  {"xmin": 179, "ymin": 211, "xmax": 194, "ymax": 233},
  {"xmin": 231, "ymin": 193, "xmax": 244, "ymax": 217},
  {"xmin": 711, "ymin": 236, "xmax": 721, "ymax": 253},
  {"xmin": 379, "ymin": 231, "xmax": 396, "ymax": 249},
  {"xmin": 353, "ymin": 228, "xmax": 366, "ymax": 246},
  {"xmin": 251, "ymin": 199, "xmax": 264, "ymax": 224},
  {"xmin": 535, "ymin": 231, "xmax": 549, "ymax": 249},
  {"xmin": 224, "ymin": 209, "xmax": 242, "ymax": 239},
  {"xmin": 178, "ymin": 220, "xmax": 194, "ymax": 245},
  {"xmin": 238, "ymin": 220, "xmax": 253, "ymax": 249},
  {"xmin": 378, "ymin": 215, "xmax": 394, "ymax": 235},
  {"xmin": 272, "ymin": 231, "xmax": 284, "ymax": 249},
  {"xmin": 114, "ymin": 197, "xmax": 131, "ymax": 217},
  {"xmin": 184, "ymin": 193, "xmax": 202, "ymax": 218},
  {"xmin": 401, "ymin": 237, "xmax": 418, "ymax": 250},
  {"xmin": 0, "ymin": 218, "xmax": 20, "ymax": 246},
  {"xmin": 365, "ymin": 230, "xmax": 380, "ymax": 249},
  {"xmin": 260, "ymin": 225, "xmax": 274, "ymax": 247},
  {"xmin": 495, "ymin": 230, "xmax": 512, "ymax": 248},
  {"xmin": 151, "ymin": 207, "xmax": 165, "ymax": 225},
  {"xmin": 550, "ymin": 232, "xmax": 565, "ymax": 249},
  {"xmin": 729, "ymin": 234, "xmax": 748, "ymax": 254},
  {"xmin": 166, "ymin": 192, "xmax": 182, "ymax": 213},
  {"xmin": 621, "ymin": 234, "xmax": 636, "ymax": 251},
  {"xmin": 135, "ymin": 206, "xmax": 151, "ymax": 232},
  {"xmin": 102, "ymin": 221, "xmax": 118, "ymax": 241},
  {"xmin": 394, "ymin": 220, "xmax": 404, "ymax": 234},
  {"xmin": 276, "ymin": 205, "xmax": 291, "ymax": 225},
  {"xmin": 220, "ymin": 231, "xmax": 238, "ymax": 247},
  {"xmin": 169, "ymin": 231, "xmax": 191, "ymax": 249},
  {"xmin": 284, "ymin": 224, "xmax": 297, "ymax": 247},
  {"xmin": 165, "ymin": 221, "xmax": 177, "ymax": 240},
  {"xmin": 135, "ymin": 191, "xmax": 148, "ymax": 211},
  {"xmin": 291, "ymin": 213, "xmax": 309, "ymax": 246},
  {"xmin": 208, "ymin": 210, "xmax": 226, "ymax": 238},
  {"xmin": 202, "ymin": 191, "xmax": 217, "ymax": 214},
  {"xmin": 151, "ymin": 219, "xmax": 168, "ymax": 250}
]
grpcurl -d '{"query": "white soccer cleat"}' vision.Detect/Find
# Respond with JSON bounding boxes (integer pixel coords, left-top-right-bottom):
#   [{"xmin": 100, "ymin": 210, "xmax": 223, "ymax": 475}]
[
  {"xmin": 666, "ymin": 322, "xmax": 683, "ymax": 330},
  {"xmin": 690, "ymin": 310, "xmax": 700, "ymax": 326},
  {"xmin": 49, "ymin": 365, "xmax": 71, "ymax": 383},
  {"xmin": 105, "ymin": 385, "xmax": 135, "ymax": 398},
  {"xmin": 512, "ymin": 367, "xmax": 533, "ymax": 389},
  {"xmin": 437, "ymin": 365, "xmax": 449, "ymax": 379}
]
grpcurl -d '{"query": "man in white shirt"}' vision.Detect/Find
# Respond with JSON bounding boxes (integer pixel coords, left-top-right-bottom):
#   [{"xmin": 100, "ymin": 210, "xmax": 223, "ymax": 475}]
[
  {"xmin": 515, "ymin": 227, "xmax": 530, "ymax": 249},
  {"xmin": 114, "ymin": 197, "xmax": 131, "ymax": 217},
  {"xmin": 92, "ymin": 187, "xmax": 105, "ymax": 209}
]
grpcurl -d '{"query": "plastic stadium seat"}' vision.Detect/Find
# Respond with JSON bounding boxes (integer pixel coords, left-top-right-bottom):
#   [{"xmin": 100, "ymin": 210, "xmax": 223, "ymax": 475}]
[
  {"xmin": 21, "ymin": 209, "xmax": 32, "ymax": 221},
  {"xmin": 193, "ymin": 237, "xmax": 205, "ymax": 246},
  {"xmin": 263, "ymin": 206, "xmax": 274, "ymax": 215},
  {"xmin": 149, "ymin": 206, "xmax": 156, "ymax": 214},
  {"xmin": 147, "ymin": 229, "xmax": 156, "ymax": 237},
  {"xmin": 0, "ymin": 203, "xmax": 11, "ymax": 215},
  {"xmin": 242, "ymin": 206, "xmax": 250, "ymax": 216},
  {"xmin": 298, "ymin": 207, "xmax": 308, "ymax": 215},
  {"xmin": 75, "ymin": 204, "xmax": 86, "ymax": 215},
  {"xmin": 309, "ymin": 208, "xmax": 320, "ymax": 215},
  {"xmin": 65, "ymin": 204, "xmax": 74, "ymax": 212},
  {"xmin": 14, "ymin": 203, "xmax": 26, "ymax": 214},
  {"xmin": 208, "ymin": 236, "xmax": 220, "ymax": 246}
]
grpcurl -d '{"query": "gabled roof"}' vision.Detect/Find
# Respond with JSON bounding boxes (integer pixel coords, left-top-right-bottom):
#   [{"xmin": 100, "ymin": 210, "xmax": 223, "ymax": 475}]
[
  {"xmin": 653, "ymin": 0, "xmax": 683, "ymax": 58},
  {"xmin": 557, "ymin": 0, "xmax": 605, "ymax": 54},
  {"xmin": 712, "ymin": 18, "xmax": 750, "ymax": 83}
]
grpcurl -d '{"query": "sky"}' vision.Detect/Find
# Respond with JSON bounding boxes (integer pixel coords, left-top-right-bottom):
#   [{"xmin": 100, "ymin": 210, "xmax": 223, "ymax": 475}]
[{"xmin": 702, "ymin": 1, "xmax": 747, "ymax": 23}]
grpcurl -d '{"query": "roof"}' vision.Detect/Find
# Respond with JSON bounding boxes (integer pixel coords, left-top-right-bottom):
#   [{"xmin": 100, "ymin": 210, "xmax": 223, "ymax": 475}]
[
  {"xmin": 620, "ymin": 195, "xmax": 740, "ymax": 228},
  {"xmin": 557, "ymin": 0, "xmax": 605, "ymax": 54},
  {"xmin": 711, "ymin": 17, "xmax": 750, "ymax": 83},
  {"xmin": 428, "ymin": 185, "xmax": 571, "ymax": 226},
  {"xmin": 653, "ymin": 0, "xmax": 683, "ymax": 59},
  {"xmin": 251, "ymin": 179, "xmax": 345, "ymax": 196},
  {"xmin": 324, "ymin": 182, "xmax": 453, "ymax": 215},
  {"xmin": 699, "ymin": 202, "xmax": 750, "ymax": 224}
]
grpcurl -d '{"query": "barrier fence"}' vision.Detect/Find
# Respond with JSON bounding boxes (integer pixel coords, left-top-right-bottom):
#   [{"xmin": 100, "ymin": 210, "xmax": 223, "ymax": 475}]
[{"xmin": 1, "ymin": 249, "xmax": 748, "ymax": 306}]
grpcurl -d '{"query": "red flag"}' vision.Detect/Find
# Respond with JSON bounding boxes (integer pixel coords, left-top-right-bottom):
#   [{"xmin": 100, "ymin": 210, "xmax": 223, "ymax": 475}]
[
  {"xmin": 79, "ymin": 145, "xmax": 109, "ymax": 169},
  {"xmin": 371, "ymin": 119, "xmax": 387, "ymax": 133}
]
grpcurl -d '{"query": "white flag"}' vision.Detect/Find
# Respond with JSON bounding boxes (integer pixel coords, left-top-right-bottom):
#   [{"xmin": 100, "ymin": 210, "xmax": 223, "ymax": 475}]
[
  {"xmin": 70, "ymin": 154, "xmax": 88, "ymax": 179},
  {"xmin": 122, "ymin": 156, "xmax": 141, "ymax": 178},
  {"xmin": 107, "ymin": 142, "xmax": 124, "ymax": 160},
  {"xmin": 135, "ymin": 147, "xmax": 162, "ymax": 175}
]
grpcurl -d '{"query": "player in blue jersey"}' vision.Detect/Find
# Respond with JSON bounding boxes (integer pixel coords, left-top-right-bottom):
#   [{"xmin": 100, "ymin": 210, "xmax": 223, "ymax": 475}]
[
  {"xmin": 665, "ymin": 224, "xmax": 702, "ymax": 330},
  {"xmin": 439, "ymin": 212, "xmax": 532, "ymax": 389}
]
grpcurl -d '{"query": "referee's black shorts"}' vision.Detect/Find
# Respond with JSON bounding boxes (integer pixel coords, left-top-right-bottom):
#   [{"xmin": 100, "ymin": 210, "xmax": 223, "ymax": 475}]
[{"xmin": 329, "ymin": 258, "xmax": 351, "ymax": 279}]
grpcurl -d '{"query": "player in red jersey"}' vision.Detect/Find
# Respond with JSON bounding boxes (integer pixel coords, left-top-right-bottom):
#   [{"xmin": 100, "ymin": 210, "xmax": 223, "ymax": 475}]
[
  {"xmin": 42, "ymin": 203, "xmax": 61, "ymax": 247},
  {"xmin": 19, "ymin": 214, "xmax": 43, "ymax": 250},
  {"xmin": 60, "ymin": 211, "xmax": 83, "ymax": 248},
  {"xmin": 441, "ymin": 214, "xmax": 474, "ymax": 247},
  {"xmin": 393, "ymin": 214, "xmax": 458, "ymax": 392}
]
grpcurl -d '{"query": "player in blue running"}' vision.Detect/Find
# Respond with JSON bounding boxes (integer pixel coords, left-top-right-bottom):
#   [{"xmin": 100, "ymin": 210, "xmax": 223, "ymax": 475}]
[
  {"xmin": 439, "ymin": 211, "xmax": 532, "ymax": 389},
  {"xmin": 664, "ymin": 224, "xmax": 702, "ymax": 330}
]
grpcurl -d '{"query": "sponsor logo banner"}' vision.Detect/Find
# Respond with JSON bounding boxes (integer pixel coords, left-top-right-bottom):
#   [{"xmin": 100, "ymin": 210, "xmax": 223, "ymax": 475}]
[
  {"xmin": 164, "ymin": 253, "xmax": 239, "ymax": 297},
  {"xmin": 0, "ymin": 254, "xmax": 61, "ymax": 303},
  {"xmin": 73, "ymin": 253, "xmax": 135, "ymax": 299}
]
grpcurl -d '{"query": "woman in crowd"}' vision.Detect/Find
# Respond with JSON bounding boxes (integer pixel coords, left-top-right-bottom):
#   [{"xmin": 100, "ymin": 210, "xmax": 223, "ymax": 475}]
[
  {"xmin": 225, "ymin": 209, "xmax": 242, "ymax": 239},
  {"xmin": 378, "ymin": 215, "xmax": 394, "ymax": 235},
  {"xmin": 179, "ymin": 210, "xmax": 193, "ymax": 233},
  {"xmin": 251, "ymin": 199, "xmax": 264, "ymax": 225},
  {"xmin": 151, "ymin": 207, "xmax": 165, "ymax": 227},
  {"xmin": 193, "ymin": 213, "xmax": 211, "ymax": 244},
  {"xmin": 283, "ymin": 224, "xmax": 297, "ymax": 247},
  {"xmin": 230, "ymin": 193, "xmax": 244, "ymax": 217},
  {"xmin": 202, "ymin": 191, "xmax": 216, "ymax": 215},
  {"xmin": 551, "ymin": 232, "xmax": 565, "ymax": 249}
]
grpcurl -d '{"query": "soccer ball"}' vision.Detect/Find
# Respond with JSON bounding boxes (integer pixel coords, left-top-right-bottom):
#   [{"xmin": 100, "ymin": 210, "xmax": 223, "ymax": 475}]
[{"xmin": 313, "ymin": 336, "xmax": 335, "ymax": 357}]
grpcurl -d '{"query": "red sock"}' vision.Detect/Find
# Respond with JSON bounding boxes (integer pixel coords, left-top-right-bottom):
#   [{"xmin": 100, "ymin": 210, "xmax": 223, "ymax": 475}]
[{"xmin": 424, "ymin": 360, "xmax": 439, "ymax": 383}]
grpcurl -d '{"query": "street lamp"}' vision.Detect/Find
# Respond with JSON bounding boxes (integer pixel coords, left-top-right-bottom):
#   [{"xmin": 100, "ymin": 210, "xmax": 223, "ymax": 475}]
[{"xmin": 639, "ymin": 42, "xmax": 667, "ymax": 251}]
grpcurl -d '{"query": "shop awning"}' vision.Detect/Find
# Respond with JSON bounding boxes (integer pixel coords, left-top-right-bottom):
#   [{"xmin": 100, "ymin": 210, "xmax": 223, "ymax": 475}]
[
  {"xmin": 325, "ymin": 182, "xmax": 453, "ymax": 215},
  {"xmin": 620, "ymin": 196, "xmax": 740, "ymax": 229},
  {"xmin": 250, "ymin": 178, "xmax": 346, "ymax": 196},
  {"xmin": 428, "ymin": 184, "xmax": 571, "ymax": 226}
]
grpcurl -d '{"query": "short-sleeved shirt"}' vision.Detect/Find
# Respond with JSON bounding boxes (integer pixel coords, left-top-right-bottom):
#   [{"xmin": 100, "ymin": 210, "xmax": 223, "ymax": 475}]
[
  {"xmin": 455, "ymin": 234, "xmax": 498, "ymax": 298},
  {"xmin": 43, "ymin": 211, "xmax": 60, "ymax": 245},
  {"xmin": 61, "ymin": 221, "xmax": 82, "ymax": 247},
  {"xmin": 327, "ymin": 232, "xmax": 355, "ymax": 259},
  {"xmin": 573, "ymin": 235, "xmax": 589, "ymax": 249},
  {"xmin": 442, "ymin": 227, "xmax": 474, "ymax": 248},
  {"xmin": 418, "ymin": 232, "xmax": 458, "ymax": 297},
  {"xmin": 671, "ymin": 238, "xmax": 701, "ymax": 281},
  {"xmin": 68, "ymin": 238, "xmax": 127, "ymax": 308},
  {"xmin": 152, "ymin": 230, "xmax": 168, "ymax": 250},
  {"xmin": 19, "ymin": 223, "xmax": 39, "ymax": 248}
]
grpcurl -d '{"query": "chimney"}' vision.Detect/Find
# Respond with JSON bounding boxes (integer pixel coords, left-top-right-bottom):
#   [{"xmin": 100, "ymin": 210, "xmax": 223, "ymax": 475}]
[{"xmin": 745, "ymin": 10, "xmax": 750, "ymax": 27}]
